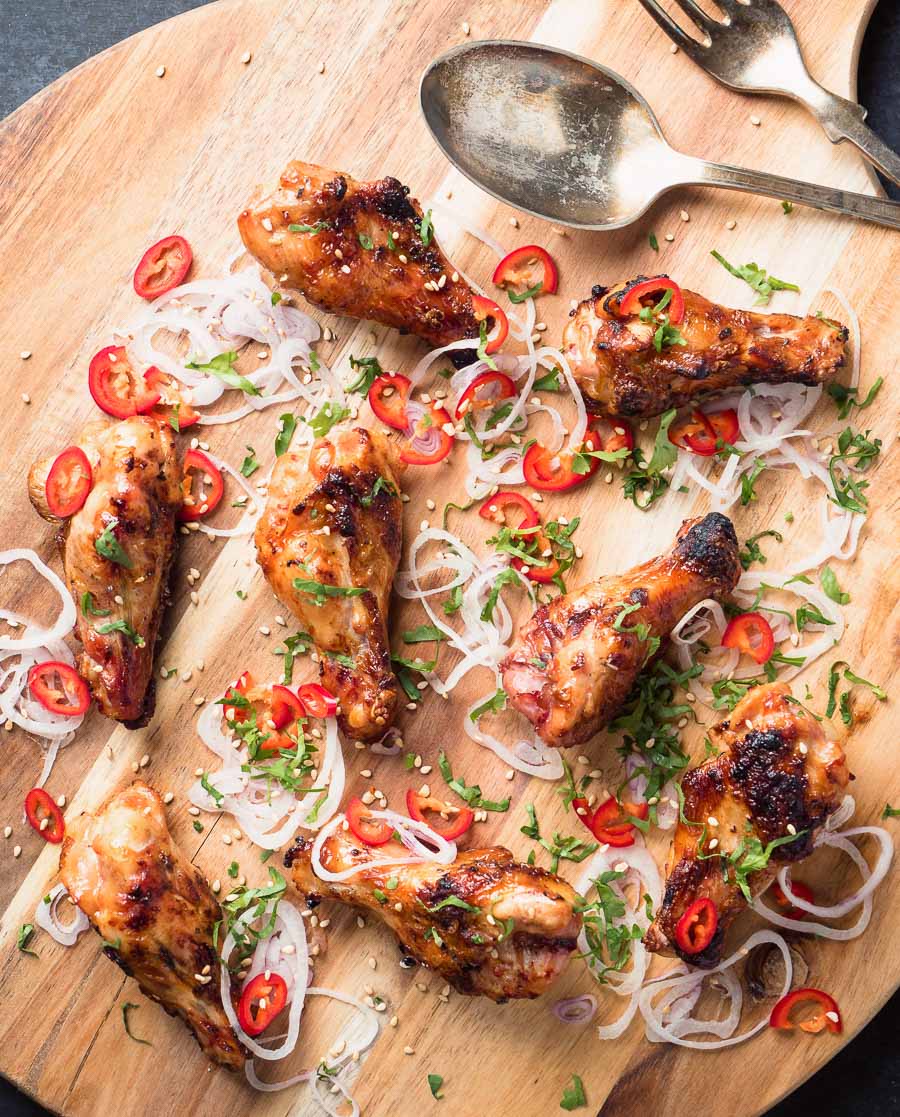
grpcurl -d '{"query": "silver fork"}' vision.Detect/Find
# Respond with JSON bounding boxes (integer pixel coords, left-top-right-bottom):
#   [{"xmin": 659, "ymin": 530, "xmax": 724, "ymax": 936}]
[{"xmin": 638, "ymin": 0, "xmax": 900, "ymax": 185}]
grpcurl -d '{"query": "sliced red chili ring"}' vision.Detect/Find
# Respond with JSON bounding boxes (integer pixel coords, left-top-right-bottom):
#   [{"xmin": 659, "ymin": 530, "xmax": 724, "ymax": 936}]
[
  {"xmin": 400, "ymin": 403, "xmax": 454, "ymax": 466},
  {"xmin": 346, "ymin": 795, "xmax": 393, "ymax": 846},
  {"xmin": 144, "ymin": 368, "xmax": 201, "ymax": 430},
  {"xmin": 771, "ymin": 880, "xmax": 816, "ymax": 920},
  {"xmin": 770, "ymin": 987, "xmax": 842, "ymax": 1034},
  {"xmin": 133, "ymin": 234, "xmax": 193, "ymax": 300},
  {"xmin": 88, "ymin": 346, "xmax": 161, "ymax": 419},
  {"xmin": 573, "ymin": 796, "xmax": 648, "ymax": 846},
  {"xmin": 492, "ymin": 244, "xmax": 559, "ymax": 298},
  {"xmin": 472, "ymin": 294, "xmax": 509, "ymax": 354},
  {"xmin": 269, "ymin": 685, "xmax": 306, "ymax": 731},
  {"xmin": 454, "ymin": 370, "xmax": 517, "ymax": 420},
  {"xmin": 721, "ymin": 612, "xmax": 775, "ymax": 665},
  {"xmin": 618, "ymin": 277, "xmax": 685, "ymax": 324},
  {"xmin": 669, "ymin": 410, "xmax": 718, "ymax": 456},
  {"xmin": 706, "ymin": 408, "xmax": 740, "ymax": 447},
  {"xmin": 522, "ymin": 427, "xmax": 603, "ymax": 492},
  {"xmin": 223, "ymin": 671, "xmax": 254, "ymax": 724},
  {"xmin": 45, "ymin": 446, "xmax": 93, "ymax": 518},
  {"xmin": 297, "ymin": 683, "xmax": 338, "ymax": 719},
  {"xmin": 674, "ymin": 896, "xmax": 718, "ymax": 955},
  {"xmin": 28, "ymin": 661, "xmax": 90, "ymax": 717},
  {"xmin": 516, "ymin": 527, "xmax": 559, "ymax": 584},
  {"xmin": 237, "ymin": 971, "xmax": 288, "ymax": 1037},
  {"xmin": 24, "ymin": 787, "xmax": 65, "ymax": 844},
  {"xmin": 368, "ymin": 373, "xmax": 411, "ymax": 430},
  {"xmin": 591, "ymin": 417, "xmax": 635, "ymax": 456},
  {"xmin": 178, "ymin": 448, "xmax": 224, "ymax": 522},
  {"xmin": 478, "ymin": 491, "xmax": 539, "ymax": 530},
  {"xmin": 406, "ymin": 788, "xmax": 474, "ymax": 841}
]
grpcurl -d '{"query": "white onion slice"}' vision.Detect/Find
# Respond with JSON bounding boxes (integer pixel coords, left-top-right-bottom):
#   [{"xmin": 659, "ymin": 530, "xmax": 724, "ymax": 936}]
[
  {"xmin": 0, "ymin": 550, "xmax": 77, "ymax": 650},
  {"xmin": 776, "ymin": 826, "xmax": 892, "ymax": 919},
  {"xmin": 35, "ymin": 883, "xmax": 89, "ymax": 946},
  {"xmin": 638, "ymin": 930, "xmax": 792, "ymax": 1049},
  {"xmin": 553, "ymin": 994, "xmax": 597, "ymax": 1025}
]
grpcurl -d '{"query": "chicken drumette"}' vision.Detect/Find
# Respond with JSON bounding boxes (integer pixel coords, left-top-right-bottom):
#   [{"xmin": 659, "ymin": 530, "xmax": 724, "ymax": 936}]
[
  {"xmin": 59, "ymin": 782, "xmax": 244, "ymax": 1068},
  {"xmin": 286, "ymin": 827, "xmax": 581, "ymax": 1001},
  {"xmin": 255, "ymin": 426, "xmax": 403, "ymax": 741},
  {"xmin": 563, "ymin": 277, "xmax": 847, "ymax": 419},
  {"xmin": 28, "ymin": 416, "xmax": 181, "ymax": 726},
  {"xmin": 644, "ymin": 683, "xmax": 849, "ymax": 967},
  {"xmin": 502, "ymin": 513, "xmax": 741, "ymax": 749},
  {"xmin": 238, "ymin": 160, "xmax": 480, "ymax": 353}
]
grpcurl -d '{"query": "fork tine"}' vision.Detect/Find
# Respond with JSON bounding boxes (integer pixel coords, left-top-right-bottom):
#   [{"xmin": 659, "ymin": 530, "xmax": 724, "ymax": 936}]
[
  {"xmin": 635, "ymin": 0, "xmax": 708, "ymax": 56},
  {"xmin": 671, "ymin": 0, "xmax": 722, "ymax": 33}
]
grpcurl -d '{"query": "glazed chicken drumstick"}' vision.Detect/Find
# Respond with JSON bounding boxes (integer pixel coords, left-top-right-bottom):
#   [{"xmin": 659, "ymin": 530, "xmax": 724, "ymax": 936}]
[
  {"xmin": 28, "ymin": 416, "xmax": 181, "ymax": 725},
  {"xmin": 59, "ymin": 782, "xmax": 244, "ymax": 1068},
  {"xmin": 502, "ymin": 512, "xmax": 742, "ymax": 750},
  {"xmin": 287, "ymin": 827, "xmax": 581, "ymax": 1001},
  {"xmin": 563, "ymin": 277, "xmax": 847, "ymax": 419},
  {"xmin": 255, "ymin": 426, "xmax": 403, "ymax": 741},
  {"xmin": 239, "ymin": 160, "xmax": 481, "ymax": 353},
  {"xmin": 644, "ymin": 683, "xmax": 849, "ymax": 968}
]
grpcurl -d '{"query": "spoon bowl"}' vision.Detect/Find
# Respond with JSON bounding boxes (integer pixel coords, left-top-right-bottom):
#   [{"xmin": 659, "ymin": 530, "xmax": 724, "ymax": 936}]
[{"xmin": 420, "ymin": 40, "xmax": 900, "ymax": 231}]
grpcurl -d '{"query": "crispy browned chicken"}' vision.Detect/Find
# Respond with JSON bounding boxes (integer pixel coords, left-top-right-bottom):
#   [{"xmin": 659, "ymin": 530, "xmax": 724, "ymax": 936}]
[
  {"xmin": 255, "ymin": 426, "xmax": 403, "ymax": 741},
  {"xmin": 28, "ymin": 416, "xmax": 181, "ymax": 726},
  {"xmin": 645, "ymin": 683, "xmax": 849, "ymax": 967},
  {"xmin": 238, "ymin": 160, "xmax": 480, "ymax": 352},
  {"xmin": 563, "ymin": 277, "xmax": 847, "ymax": 418},
  {"xmin": 502, "ymin": 513, "xmax": 741, "ymax": 749},
  {"xmin": 286, "ymin": 828, "xmax": 581, "ymax": 1001},
  {"xmin": 59, "ymin": 782, "xmax": 244, "ymax": 1068}
]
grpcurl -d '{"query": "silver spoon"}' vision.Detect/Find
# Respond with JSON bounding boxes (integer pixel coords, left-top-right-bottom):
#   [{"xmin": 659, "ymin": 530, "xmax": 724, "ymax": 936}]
[{"xmin": 419, "ymin": 40, "xmax": 900, "ymax": 230}]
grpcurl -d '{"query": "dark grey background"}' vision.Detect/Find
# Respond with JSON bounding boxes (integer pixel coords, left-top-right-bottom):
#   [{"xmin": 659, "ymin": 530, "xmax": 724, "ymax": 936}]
[{"xmin": 0, "ymin": 1, "xmax": 897, "ymax": 1115}]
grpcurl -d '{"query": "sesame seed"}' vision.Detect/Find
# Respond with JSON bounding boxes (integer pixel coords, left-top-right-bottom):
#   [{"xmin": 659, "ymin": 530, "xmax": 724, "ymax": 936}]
[
  {"xmin": 341, "ymin": 264, "xmax": 351, "ymax": 274},
  {"xmin": 261, "ymin": 217, "xmax": 273, "ymax": 232},
  {"xmin": 426, "ymin": 499, "xmax": 436, "ymax": 511},
  {"xmin": 708, "ymin": 838, "xmax": 719, "ymax": 850},
  {"xmin": 799, "ymin": 742, "xmax": 808, "ymax": 755},
  {"xmin": 194, "ymin": 696, "xmax": 205, "ymax": 706},
  {"xmin": 403, "ymin": 1046, "xmax": 415, "ymax": 1055},
  {"xmin": 163, "ymin": 792, "xmax": 174, "ymax": 804},
  {"xmin": 319, "ymin": 917, "xmax": 330, "ymax": 928},
  {"xmin": 2, "ymin": 827, "xmax": 10, "ymax": 838},
  {"xmin": 20, "ymin": 350, "xmax": 31, "ymax": 360},
  {"xmin": 360, "ymin": 768, "xmax": 372, "ymax": 778},
  {"xmin": 155, "ymin": 65, "xmax": 166, "ymax": 78},
  {"xmin": 825, "ymin": 1011, "xmax": 840, "ymax": 1023},
  {"xmin": 21, "ymin": 393, "xmax": 30, "ymax": 404},
  {"xmin": 462, "ymin": 20, "xmax": 470, "ymax": 33},
  {"xmin": 670, "ymin": 43, "xmax": 679, "ymax": 53},
  {"xmin": 664, "ymin": 233, "xmax": 675, "ymax": 242},
  {"xmin": 368, "ymin": 957, "xmax": 377, "ymax": 970},
  {"xmin": 318, "ymin": 62, "xmax": 325, "ymax": 73},
  {"xmin": 725, "ymin": 219, "xmax": 737, "ymax": 230},
  {"xmin": 394, "ymin": 901, "xmax": 403, "ymax": 912},
  {"xmin": 357, "ymin": 915, "xmax": 366, "ymax": 928},
  {"xmin": 509, "ymin": 217, "xmax": 519, "ymax": 228},
  {"xmin": 259, "ymin": 625, "xmax": 271, "ymax": 636},
  {"xmin": 420, "ymin": 764, "xmax": 432, "ymax": 775},
  {"xmin": 679, "ymin": 210, "xmax": 690, "ymax": 222},
  {"xmin": 750, "ymin": 114, "xmax": 761, "ymax": 126},
  {"xmin": 786, "ymin": 823, "xmax": 797, "ymax": 835},
  {"xmin": 222, "ymin": 834, "xmax": 232, "ymax": 846},
  {"xmin": 240, "ymin": 50, "xmax": 252, "ymax": 64},
  {"xmin": 708, "ymin": 816, "xmax": 718, "ymax": 827},
  {"xmin": 140, "ymin": 754, "xmax": 150, "ymax": 768},
  {"xmin": 505, "ymin": 769, "xmax": 514, "ymax": 781},
  {"xmin": 13, "ymin": 845, "xmax": 21, "ymax": 858}
]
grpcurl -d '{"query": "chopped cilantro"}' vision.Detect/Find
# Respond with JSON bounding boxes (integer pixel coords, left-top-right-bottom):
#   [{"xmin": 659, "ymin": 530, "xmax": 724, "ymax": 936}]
[
  {"xmin": 275, "ymin": 413, "xmax": 297, "ymax": 456},
  {"xmin": 186, "ymin": 351, "xmax": 261, "ymax": 395},
  {"xmin": 710, "ymin": 250, "xmax": 799, "ymax": 305}
]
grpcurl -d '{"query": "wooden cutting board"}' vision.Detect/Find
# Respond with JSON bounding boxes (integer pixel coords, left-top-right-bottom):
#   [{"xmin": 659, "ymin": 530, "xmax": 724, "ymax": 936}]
[{"xmin": 0, "ymin": 1, "xmax": 897, "ymax": 1114}]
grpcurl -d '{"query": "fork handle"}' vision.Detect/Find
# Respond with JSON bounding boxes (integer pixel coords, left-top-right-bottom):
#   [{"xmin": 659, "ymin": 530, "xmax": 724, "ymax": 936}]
[
  {"xmin": 801, "ymin": 84, "xmax": 900, "ymax": 187},
  {"xmin": 681, "ymin": 156, "xmax": 900, "ymax": 230}
]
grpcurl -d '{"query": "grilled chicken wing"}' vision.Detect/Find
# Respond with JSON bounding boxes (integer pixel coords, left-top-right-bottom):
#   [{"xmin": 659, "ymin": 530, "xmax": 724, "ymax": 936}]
[
  {"xmin": 255, "ymin": 426, "xmax": 403, "ymax": 741},
  {"xmin": 644, "ymin": 683, "xmax": 849, "ymax": 967},
  {"xmin": 238, "ymin": 160, "xmax": 479, "ymax": 352},
  {"xmin": 502, "ymin": 513, "xmax": 741, "ymax": 750},
  {"xmin": 563, "ymin": 278, "xmax": 847, "ymax": 418},
  {"xmin": 286, "ymin": 829, "xmax": 581, "ymax": 1001},
  {"xmin": 28, "ymin": 416, "xmax": 181, "ymax": 725},
  {"xmin": 59, "ymin": 782, "xmax": 244, "ymax": 1068}
]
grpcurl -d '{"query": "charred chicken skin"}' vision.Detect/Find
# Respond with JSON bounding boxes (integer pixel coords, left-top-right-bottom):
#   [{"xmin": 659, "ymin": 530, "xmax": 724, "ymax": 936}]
[
  {"xmin": 255, "ymin": 426, "xmax": 403, "ymax": 741},
  {"xmin": 59, "ymin": 782, "xmax": 244, "ymax": 1068},
  {"xmin": 238, "ymin": 161, "xmax": 479, "ymax": 352},
  {"xmin": 563, "ymin": 277, "xmax": 847, "ymax": 418},
  {"xmin": 645, "ymin": 683, "xmax": 849, "ymax": 968},
  {"xmin": 28, "ymin": 416, "xmax": 181, "ymax": 726},
  {"xmin": 286, "ymin": 829, "xmax": 581, "ymax": 1001},
  {"xmin": 502, "ymin": 513, "xmax": 741, "ymax": 750}
]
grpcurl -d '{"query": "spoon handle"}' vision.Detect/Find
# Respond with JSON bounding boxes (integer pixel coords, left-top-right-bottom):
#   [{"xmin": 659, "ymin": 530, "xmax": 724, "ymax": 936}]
[{"xmin": 682, "ymin": 157, "xmax": 900, "ymax": 229}]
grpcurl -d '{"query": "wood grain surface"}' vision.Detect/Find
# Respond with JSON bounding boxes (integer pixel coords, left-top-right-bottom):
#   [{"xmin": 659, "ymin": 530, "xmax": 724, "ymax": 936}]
[{"xmin": 0, "ymin": 1, "xmax": 897, "ymax": 1115}]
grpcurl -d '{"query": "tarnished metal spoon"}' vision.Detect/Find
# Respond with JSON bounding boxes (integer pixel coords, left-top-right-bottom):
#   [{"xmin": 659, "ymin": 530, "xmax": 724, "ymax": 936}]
[{"xmin": 419, "ymin": 40, "xmax": 900, "ymax": 230}]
